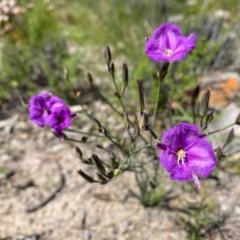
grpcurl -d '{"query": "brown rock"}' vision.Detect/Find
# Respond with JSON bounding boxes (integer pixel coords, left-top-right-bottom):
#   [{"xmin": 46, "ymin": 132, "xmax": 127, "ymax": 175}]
[{"xmin": 198, "ymin": 72, "xmax": 240, "ymax": 110}]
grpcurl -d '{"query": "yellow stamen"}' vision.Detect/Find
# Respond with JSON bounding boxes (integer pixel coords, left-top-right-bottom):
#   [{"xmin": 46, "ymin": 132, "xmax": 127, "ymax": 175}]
[{"xmin": 177, "ymin": 149, "xmax": 186, "ymax": 167}]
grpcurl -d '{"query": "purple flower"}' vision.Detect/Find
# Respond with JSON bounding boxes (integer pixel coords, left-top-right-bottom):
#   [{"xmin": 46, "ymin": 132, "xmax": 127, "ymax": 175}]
[
  {"xmin": 28, "ymin": 91, "xmax": 74, "ymax": 134},
  {"xmin": 145, "ymin": 22, "xmax": 196, "ymax": 62},
  {"xmin": 157, "ymin": 122, "xmax": 217, "ymax": 188},
  {"xmin": 47, "ymin": 102, "xmax": 72, "ymax": 134},
  {"xmin": 28, "ymin": 92, "xmax": 52, "ymax": 128}
]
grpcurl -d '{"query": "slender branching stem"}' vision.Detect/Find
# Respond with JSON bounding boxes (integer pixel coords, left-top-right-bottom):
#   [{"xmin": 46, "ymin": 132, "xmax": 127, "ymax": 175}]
[
  {"xmin": 96, "ymin": 89, "xmax": 124, "ymax": 117},
  {"xmin": 65, "ymin": 128, "xmax": 104, "ymax": 138},
  {"xmin": 151, "ymin": 79, "xmax": 161, "ymax": 128},
  {"xmin": 104, "ymin": 131, "xmax": 129, "ymax": 155},
  {"xmin": 129, "ymin": 144, "xmax": 153, "ymax": 156},
  {"xmin": 207, "ymin": 122, "xmax": 235, "ymax": 135}
]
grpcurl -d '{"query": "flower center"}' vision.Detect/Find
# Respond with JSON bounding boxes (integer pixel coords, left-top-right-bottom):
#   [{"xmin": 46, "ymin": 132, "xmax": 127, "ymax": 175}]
[
  {"xmin": 164, "ymin": 48, "xmax": 173, "ymax": 56},
  {"xmin": 177, "ymin": 149, "xmax": 186, "ymax": 167},
  {"xmin": 43, "ymin": 108, "xmax": 49, "ymax": 115}
]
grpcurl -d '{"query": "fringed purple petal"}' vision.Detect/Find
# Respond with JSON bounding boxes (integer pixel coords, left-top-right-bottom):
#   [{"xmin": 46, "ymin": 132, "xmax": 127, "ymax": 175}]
[
  {"xmin": 28, "ymin": 91, "xmax": 74, "ymax": 134},
  {"xmin": 145, "ymin": 22, "xmax": 196, "ymax": 62},
  {"xmin": 158, "ymin": 122, "xmax": 217, "ymax": 186}
]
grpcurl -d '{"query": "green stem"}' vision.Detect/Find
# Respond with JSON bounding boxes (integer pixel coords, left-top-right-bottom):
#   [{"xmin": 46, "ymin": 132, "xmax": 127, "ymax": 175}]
[
  {"xmin": 65, "ymin": 128, "xmax": 104, "ymax": 138},
  {"xmin": 111, "ymin": 71, "xmax": 127, "ymax": 116},
  {"xmin": 97, "ymin": 90, "xmax": 123, "ymax": 117},
  {"xmin": 110, "ymin": 68, "xmax": 137, "ymax": 141},
  {"xmin": 133, "ymin": 157, "xmax": 157, "ymax": 169},
  {"xmin": 104, "ymin": 131, "xmax": 129, "ymax": 155},
  {"xmin": 129, "ymin": 144, "xmax": 153, "ymax": 157},
  {"xmin": 207, "ymin": 122, "xmax": 235, "ymax": 135},
  {"xmin": 151, "ymin": 80, "xmax": 161, "ymax": 128}
]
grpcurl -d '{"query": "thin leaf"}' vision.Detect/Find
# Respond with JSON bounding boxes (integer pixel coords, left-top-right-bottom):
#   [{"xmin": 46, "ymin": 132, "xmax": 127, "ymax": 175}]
[
  {"xmin": 104, "ymin": 46, "xmax": 112, "ymax": 66},
  {"xmin": 137, "ymin": 80, "xmax": 145, "ymax": 114},
  {"xmin": 205, "ymin": 111, "xmax": 214, "ymax": 125},
  {"xmin": 140, "ymin": 112, "xmax": 149, "ymax": 130},
  {"xmin": 191, "ymin": 85, "xmax": 200, "ymax": 108},
  {"xmin": 77, "ymin": 169, "xmax": 97, "ymax": 183},
  {"xmin": 75, "ymin": 146, "xmax": 83, "ymax": 159},
  {"xmin": 200, "ymin": 88, "xmax": 211, "ymax": 117},
  {"xmin": 201, "ymin": 111, "xmax": 214, "ymax": 131},
  {"xmin": 235, "ymin": 113, "xmax": 240, "ymax": 125},
  {"xmin": 92, "ymin": 117, "xmax": 102, "ymax": 132},
  {"xmin": 87, "ymin": 72, "xmax": 94, "ymax": 87},
  {"xmin": 91, "ymin": 154, "xmax": 106, "ymax": 176},
  {"xmin": 215, "ymin": 147, "xmax": 225, "ymax": 160},
  {"xmin": 109, "ymin": 62, "xmax": 115, "ymax": 78},
  {"xmin": 121, "ymin": 62, "xmax": 128, "ymax": 96},
  {"xmin": 97, "ymin": 173, "xmax": 108, "ymax": 184},
  {"xmin": 223, "ymin": 128, "xmax": 234, "ymax": 149}
]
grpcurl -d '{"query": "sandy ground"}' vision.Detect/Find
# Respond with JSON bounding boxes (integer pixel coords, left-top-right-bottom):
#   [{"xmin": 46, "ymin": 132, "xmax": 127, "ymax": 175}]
[{"xmin": 1, "ymin": 103, "xmax": 240, "ymax": 240}]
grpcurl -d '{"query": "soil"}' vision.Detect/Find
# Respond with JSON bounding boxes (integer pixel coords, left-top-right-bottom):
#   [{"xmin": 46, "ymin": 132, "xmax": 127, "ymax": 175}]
[
  {"xmin": 0, "ymin": 108, "xmax": 184, "ymax": 240},
  {"xmin": 1, "ymin": 101, "xmax": 240, "ymax": 240}
]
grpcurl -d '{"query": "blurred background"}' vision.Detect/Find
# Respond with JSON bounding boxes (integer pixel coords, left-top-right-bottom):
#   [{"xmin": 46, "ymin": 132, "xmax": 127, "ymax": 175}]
[{"xmin": 0, "ymin": 0, "xmax": 239, "ymax": 116}]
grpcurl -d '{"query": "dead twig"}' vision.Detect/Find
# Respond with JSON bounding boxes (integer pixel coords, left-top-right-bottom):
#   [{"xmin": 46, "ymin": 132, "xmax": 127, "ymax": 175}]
[{"xmin": 25, "ymin": 163, "xmax": 65, "ymax": 213}]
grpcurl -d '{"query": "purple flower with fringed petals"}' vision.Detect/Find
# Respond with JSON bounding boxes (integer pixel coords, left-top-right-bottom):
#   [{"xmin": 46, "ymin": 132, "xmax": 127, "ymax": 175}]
[
  {"xmin": 47, "ymin": 102, "xmax": 72, "ymax": 134},
  {"xmin": 157, "ymin": 122, "xmax": 217, "ymax": 188},
  {"xmin": 145, "ymin": 22, "xmax": 196, "ymax": 62},
  {"xmin": 28, "ymin": 91, "xmax": 74, "ymax": 135},
  {"xmin": 28, "ymin": 92, "xmax": 52, "ymax": 128}
]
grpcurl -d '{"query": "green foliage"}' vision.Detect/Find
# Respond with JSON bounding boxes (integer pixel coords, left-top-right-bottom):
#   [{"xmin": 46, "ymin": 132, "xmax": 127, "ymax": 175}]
[
  {"xmin": 0, "ymin": 0, "xmax": 237, "ymax": 104},
  {"xmin": 25, "ymin": 1, "xmax": 58, "ymax": 46},
  {"xmin": 179, "ymin": 199, "xmax": 218, "ymax": 240},
  {"xmin": 0, "ymin": 0, "xmax": 82, "ymax": 103},
  {"xmin": 135, "ymin": 178, "xmax": 171, "ymax": 207}
]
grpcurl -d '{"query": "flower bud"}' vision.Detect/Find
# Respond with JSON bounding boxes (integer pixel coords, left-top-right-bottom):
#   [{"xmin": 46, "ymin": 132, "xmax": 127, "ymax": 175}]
[
  {"xmin": 104, "ymin": 46, "xmax": 112, "ymax": 66},
  {"xmin": 113, "ymin": 169, "xmax": 121, "ymax": 177},
  {"xmin": 122, "ymin": 62, "xmax": 128, "ymax": 96}
]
